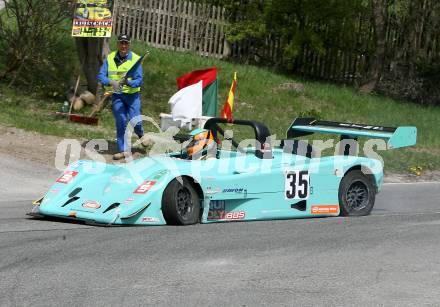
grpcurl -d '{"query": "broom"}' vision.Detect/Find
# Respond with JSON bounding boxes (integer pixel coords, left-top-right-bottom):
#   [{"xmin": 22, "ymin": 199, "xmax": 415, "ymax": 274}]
[{"xmin": 68, "ymin": 92, "xmax": 110, "ymax": 125}]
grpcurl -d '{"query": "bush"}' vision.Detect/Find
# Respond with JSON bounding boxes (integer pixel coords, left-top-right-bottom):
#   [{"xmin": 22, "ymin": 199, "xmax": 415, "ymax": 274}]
[
  {"xmin": 378, "ymin": 58, "xmax": 440, "ymax": 106},
  {"xmin": 0, "ymin": 0, "xmax": 77, "ymax": 96}
]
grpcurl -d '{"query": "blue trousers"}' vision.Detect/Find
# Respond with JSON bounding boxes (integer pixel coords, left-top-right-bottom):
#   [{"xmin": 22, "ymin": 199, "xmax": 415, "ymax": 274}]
[{"xmin": 111, "ymin": 92, "xmax": 144, "ymax": 152}]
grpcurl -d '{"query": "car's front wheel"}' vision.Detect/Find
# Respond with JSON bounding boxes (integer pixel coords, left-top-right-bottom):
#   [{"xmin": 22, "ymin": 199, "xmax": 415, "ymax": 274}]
[
  {"xmin": 162, "ymin": 178, "xmax": 200, "ymax": 225},
  {"xmin": 338, "ymin": 170, "xmax": 376, "ymax": 216}
]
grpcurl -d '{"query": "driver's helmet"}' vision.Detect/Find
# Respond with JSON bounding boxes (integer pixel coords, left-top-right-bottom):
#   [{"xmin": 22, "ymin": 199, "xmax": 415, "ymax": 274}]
[{"xmin": 186, "ymin": 128, "xmax": 215, "ymax": 159}]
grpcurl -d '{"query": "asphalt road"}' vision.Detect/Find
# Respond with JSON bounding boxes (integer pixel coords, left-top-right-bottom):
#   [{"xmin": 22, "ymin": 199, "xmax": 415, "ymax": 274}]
[{"xmin": 1, "ymin": 156, "xmax": 440, "ymax": 306}]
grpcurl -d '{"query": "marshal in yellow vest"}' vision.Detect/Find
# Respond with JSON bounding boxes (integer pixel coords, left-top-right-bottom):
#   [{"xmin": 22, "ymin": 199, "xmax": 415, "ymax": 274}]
[{"xmin": 105, "ymin": 51, "xmax": 141, "ymax": 94}]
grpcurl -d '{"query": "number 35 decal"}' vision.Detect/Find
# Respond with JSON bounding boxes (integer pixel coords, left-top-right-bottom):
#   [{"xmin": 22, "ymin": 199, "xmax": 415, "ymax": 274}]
[{"xmin": 285, "ymin": 170, "xmax": 309, "ymax": 200}]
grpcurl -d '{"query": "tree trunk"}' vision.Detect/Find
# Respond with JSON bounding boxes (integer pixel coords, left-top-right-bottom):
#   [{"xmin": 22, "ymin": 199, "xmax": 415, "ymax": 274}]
[
  {"xmin": 75, "ymin": 37, "xmax": 110, "ymax": 95},
  {"xmin": 360, "ymin": 0, "xmax": 387, "ymax": 93}
]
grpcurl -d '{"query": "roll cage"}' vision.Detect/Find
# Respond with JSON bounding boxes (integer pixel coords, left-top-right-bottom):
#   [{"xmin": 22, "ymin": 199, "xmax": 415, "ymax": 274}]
[{"xmin": 203, "ymin": 118, "xmax": 272, "ymax": 159}]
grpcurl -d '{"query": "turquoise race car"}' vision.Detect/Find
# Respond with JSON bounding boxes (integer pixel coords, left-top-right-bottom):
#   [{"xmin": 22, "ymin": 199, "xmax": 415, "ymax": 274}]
[{"xmin": 32, "ymin": 117, "xmax": 417, "ymax": 225}]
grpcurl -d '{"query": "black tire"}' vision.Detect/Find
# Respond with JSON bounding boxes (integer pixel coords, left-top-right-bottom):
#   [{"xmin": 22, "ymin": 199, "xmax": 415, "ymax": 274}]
[
  {"xmin": 161, "ymin": 177, "xmax": 200, "ymax": 225},
  {"xmin": 338, "ymin": 170, "xmax": 376, "ymax": 216}
]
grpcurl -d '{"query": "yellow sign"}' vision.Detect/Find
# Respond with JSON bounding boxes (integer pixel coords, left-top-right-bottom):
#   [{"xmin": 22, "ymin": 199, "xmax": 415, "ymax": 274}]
[{"xmin": 72, "ymin": 0, "xmax": 113, "ymax": 38}]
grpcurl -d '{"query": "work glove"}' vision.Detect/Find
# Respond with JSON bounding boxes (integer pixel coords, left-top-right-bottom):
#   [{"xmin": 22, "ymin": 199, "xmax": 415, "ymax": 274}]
[
  {"xmin": 109, "ymin": 80, "xmax": 120, "ymax": 92},
  {"xmin": 119, "ymin": 77, "xmax": 128, "ymax": 87}
]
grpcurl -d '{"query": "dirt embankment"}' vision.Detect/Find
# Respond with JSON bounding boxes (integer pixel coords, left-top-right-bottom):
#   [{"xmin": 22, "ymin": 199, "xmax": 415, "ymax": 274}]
[
  {"xmin": 0, "ymin": 124, "xmax": 146, "ymax": 168},
  {"xmin": 0, "ymin": 125, "xmax": 65, "ymax": 166},
  {"xmin": 0, "ymin": 124, "xmax": 438, "ymax": 182}
]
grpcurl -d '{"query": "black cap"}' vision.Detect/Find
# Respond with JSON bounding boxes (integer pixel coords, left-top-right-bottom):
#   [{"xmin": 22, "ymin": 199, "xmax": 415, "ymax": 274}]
[{"xmin": 117, "ymin": 34, "xmax": 131, "ymax": 43}]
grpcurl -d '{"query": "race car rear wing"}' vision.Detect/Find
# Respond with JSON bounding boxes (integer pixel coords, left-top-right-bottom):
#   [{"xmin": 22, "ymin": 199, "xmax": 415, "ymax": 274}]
[{"xmin": 287, "ymin": 118, "xmax": 417, "ymax": 149}]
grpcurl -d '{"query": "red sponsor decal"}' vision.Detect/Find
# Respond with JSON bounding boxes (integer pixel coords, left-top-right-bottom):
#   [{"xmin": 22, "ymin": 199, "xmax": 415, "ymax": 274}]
[
  {"xmin": 142, "ymin": 216, "xmax": 159, "ymax": 223},
  {"xmin": 82, "ymin": 201, "xmax": 101, "ymax": 209},
  {"xmin": 56, "ymin": 171, "xmax": 78, "ymax": 184},
  {"xmin": 208, "ymin": 210, "xmax": 246, "ymax": 220},
  {"xmin": 311, "ymin": 205, "xmax": 339, "ymax": 214},
  {"xmin": 134, "ymin": 180, "xmax": 156, "ymax": 194}
]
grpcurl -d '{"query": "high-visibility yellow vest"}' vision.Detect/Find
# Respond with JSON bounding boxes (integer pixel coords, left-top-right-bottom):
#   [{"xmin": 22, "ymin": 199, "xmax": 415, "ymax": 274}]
[{"xmin": 105, "ymin": 51, "xmax": 141, "ymax": 94}]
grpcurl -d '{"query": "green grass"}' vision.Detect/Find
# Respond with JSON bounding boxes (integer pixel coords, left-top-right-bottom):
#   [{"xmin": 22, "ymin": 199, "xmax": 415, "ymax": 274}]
[{"xmin": 1, "ymin": 39, "xmax": 439, "ymax": 173}]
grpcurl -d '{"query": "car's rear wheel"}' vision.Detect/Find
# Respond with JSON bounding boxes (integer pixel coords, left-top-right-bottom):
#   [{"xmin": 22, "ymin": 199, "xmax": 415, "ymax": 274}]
[
  {"xmin": 162, "ymin": 177, "xmax": 200, "ymax": 225},
  {"xmin": 338, "ymin": 170, "xmax": 375, "ymax": 216}
]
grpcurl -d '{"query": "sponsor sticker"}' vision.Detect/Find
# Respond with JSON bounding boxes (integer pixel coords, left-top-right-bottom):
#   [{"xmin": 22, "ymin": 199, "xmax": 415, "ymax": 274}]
[
  {"xmin": 82, "ymin": 201, "xmax": 101, "ymax": 209},
  {"xmin": 152, "ymin": 170, "xmax": 168, "ymax": 181},
  {"xmin": 207, "ymin": 200, "xmax": 246, "ymax": 220},
  {"xmin": 208, "ymin": 210, "xmax": 246, "ymax": 220},
  {"xmin": 56, "ymin": 171, "xmax": 78, "ymax": 184},
  {"xmin": 311, "ymin": 205, "xmax": 339, "ymax": 214},
  {"xmin": 206, "ymin": 187, "xmax": 221, "ymax": 195},
  {"xmin": 339, "ymin": 123, "xmax": 384, "ymax": 131},
  {"xmin": 124, "ymin": 198, "xmax": 134, "ymax": 204},
  {"xmin": 142, "ymin": 216, "xmax": 160, "ymax": 223},
  {"xmin": 222, "ymin": 188, "xmax": 244, "ymax": 193},
  {"xmin": 134, "ymin": 180, "xmax": 156, "ymax": 194},
  {"xmin": 50, "ymin": 189, "xmax": 60, "ymax": 194},
  {"xmin": 209, "ymin": 200, "xmax": 225, "ymax": 210}
]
